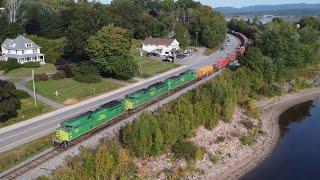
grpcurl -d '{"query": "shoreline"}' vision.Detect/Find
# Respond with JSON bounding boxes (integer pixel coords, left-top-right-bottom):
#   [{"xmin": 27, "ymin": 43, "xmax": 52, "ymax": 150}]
[
  {"xmin": 132, "ymin": 87, "xmax": 320, "ymax": 180},
  {"xmin": 212, "ymin": 87, "xmax": 320, "ymax": 180}
]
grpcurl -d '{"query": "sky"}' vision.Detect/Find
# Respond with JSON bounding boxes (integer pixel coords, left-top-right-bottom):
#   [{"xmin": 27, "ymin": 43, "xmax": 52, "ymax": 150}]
[{"xmin": 99, "ymin": 0, "xmax": 320, "ymax": 8}]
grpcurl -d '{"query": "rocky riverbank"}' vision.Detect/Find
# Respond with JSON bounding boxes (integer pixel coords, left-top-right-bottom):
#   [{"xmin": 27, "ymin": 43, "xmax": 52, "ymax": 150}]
[{"xmin": 135, "ymin": 87, "xmax": 320, "ymax": 180}]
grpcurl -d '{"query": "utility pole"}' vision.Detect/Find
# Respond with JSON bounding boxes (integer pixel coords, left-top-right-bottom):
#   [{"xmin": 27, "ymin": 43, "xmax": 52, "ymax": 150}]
[
  {"xmin": 140, "ymin": 47, "xmax": 143, "ymax": 76},
  {"xmin": 32, "ymin": 70, "xmax": 37, "ymax": 107},
  {"xmin": 195, "ymin": 32, "xmax": 199, "ymax": 47}
]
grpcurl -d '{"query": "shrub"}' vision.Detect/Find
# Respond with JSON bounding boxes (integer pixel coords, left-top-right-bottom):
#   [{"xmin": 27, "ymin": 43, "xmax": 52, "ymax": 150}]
[
  {"xmin": 55, "ymin": 57, "xmax": 73, "ymax": 78},
  {"xmin": 242, "ymin": 134, "xmax": 251, "ymax": 145},
  {"xmin": 214, "ymin": 136, "xmax": 225, "ymax": 144},
  {"xmin": 51, "ymin": 71, "xmax": 66, "ymax": 80},
  {"xmin": 195, "ymin": 148, "xmax": 203, "ymax": 162},
  {"xmin": 241, "ymin": 120, "xmax": 254, "ymax": 130},
  {"xmin": 0, "ymin": 61, "xmax": 4, "ymax": 70},
  {"xmin": 13, "ymin": 90, "xmax": 30, "ymax": 99},
  {"xmin": 2, "ymin": 59, "xmax": 21, "ymax": 72},
  {"xmin": 39, "ymin": 73, "xmax": 48, "ymax": 81},
  {"xmin": 22, "ymin": 62, "xmax": 40, "ymax": 68},
  {"xmin": 172, "ymin": 139, "xmax": 198, "ymax": 161},
  {"xmin": 72, "ymin": 64, "xmax": 101, "ymax": 84},
  {"xmin": 209, "ymin": 154, "xmax": 220, "ymax": 164},
  {"xmin": 34, "ymin": 74, "xmax": 41, "ymax": 82}
]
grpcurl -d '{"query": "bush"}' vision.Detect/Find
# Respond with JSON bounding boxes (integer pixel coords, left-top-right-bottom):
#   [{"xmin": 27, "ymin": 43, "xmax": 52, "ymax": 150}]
[
  {"xmin": 22, "ymin": 62, "xmax": 40, "ymax": 68},
  {"xmin": 2, "ymin": 59, "xmax": 21, "ymax": 72},
  {"xmin": 0, "ymin": 61, "xmax": 4, "ymax": 70},
  {"xmin": 51, "ymin": 71, "xmax": 66, "ymax": 80},
  {"xmin": 73, "ymin": 73, "xmax": 101, "ymax": 83},
  {"xmin": 34, "ymin": 74, "xmax": 41, "ymax": 82},
  {"xmin": 13, "ymin": 90, "xmax": 30, "ymax": 99},
  {"xmin": 55, "ymin": 57, "xmax": 73, "ymax": 78},
  {"xmin": 72, "ymin": 64, "xmax": 101, "ymax": 84},
  {"xmin": 172, "ymin": 139, "xmax": 198, "ymax": 161},
  {"xmin": 209, "ymin": 154, "xmax": 220, "ymax": 164},
  {"xmin": 39, "ymin": 73, "xmax": 48, "ymax": 81}
]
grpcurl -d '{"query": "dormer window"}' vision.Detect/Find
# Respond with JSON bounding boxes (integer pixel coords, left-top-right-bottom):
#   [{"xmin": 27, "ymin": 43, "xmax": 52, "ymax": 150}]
[{"xmin": 26, "ymin": 43, "xmax": 32, "ymax": 47}]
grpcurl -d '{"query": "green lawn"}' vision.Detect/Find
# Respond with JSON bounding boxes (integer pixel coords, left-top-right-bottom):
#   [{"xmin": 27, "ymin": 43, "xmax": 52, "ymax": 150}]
[
  {"xmin": 0, "ymin": 97, "xmax": 55, "ymax": 128},
  {"xmin": 7, "ymin": 78, "xmax": 23, "ymax": 84},
  {"xmin": 5, "ymin": 63, "xmax": 56, "ymax": 77},
  {"xmin": 0, "ymin": 133, "xmax": 53, "ymax": 173},
  {"xmin": 131, "ymin": 39, "xmax": 179, "ymax": 78},
  {"xmin": 26, "ymin": 78, "xmax": 122, "ymax": 104}
]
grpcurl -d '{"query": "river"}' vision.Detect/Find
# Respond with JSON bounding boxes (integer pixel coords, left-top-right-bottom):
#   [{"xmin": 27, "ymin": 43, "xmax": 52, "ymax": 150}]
[{"xmin": 243, "ymin": 99, "xmax": 320, "ymax": 180}]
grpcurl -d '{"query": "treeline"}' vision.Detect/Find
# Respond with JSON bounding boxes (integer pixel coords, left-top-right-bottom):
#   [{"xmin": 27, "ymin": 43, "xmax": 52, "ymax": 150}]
[
  {"xmin": 229, "ymin": 17, "xmax": 320, "ymax": 87},
  {"xmin": 0, "ymin": 0, "xmax": 227, "ymax": 81}
]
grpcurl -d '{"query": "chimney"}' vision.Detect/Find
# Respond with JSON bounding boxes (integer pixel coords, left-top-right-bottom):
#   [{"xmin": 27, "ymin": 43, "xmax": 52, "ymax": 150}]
[{"xmin": 23, "ymin": 33, "xmax": 26, "ymax": 38}]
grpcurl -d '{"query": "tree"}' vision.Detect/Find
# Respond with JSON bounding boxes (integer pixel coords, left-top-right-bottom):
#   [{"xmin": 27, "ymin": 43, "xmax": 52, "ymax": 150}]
[
  {"xmin": 0, "ymin": 80, "xmax": 21, "ymax": 120},
  {"xmin": 71, "ymin": 63, "xmax": 101, "ymax": 83},
  {"xmin": 86, "ymin": 24, "xmax": 131, "ymax": 59},
  {"xmin": 175, "ymin": 22, "xmax": 189, "ymax": 48},
  {"xmin": 92, "ymin": 54, "xmax": 137, "ymax": 80},
  {"xmin": 18, "ymin": 0, "xmax": 65, "ymax": 38},
  {"xmin": 2, "ymin": 22, "xmax": 24, "ymax": 39},
  {"xmin": 191, "ymin": 6, "xmax": 227, "ymax": 48},
  {"xmin": 64, "ymin": 2, "xmax": 111, "ymax": 61}
]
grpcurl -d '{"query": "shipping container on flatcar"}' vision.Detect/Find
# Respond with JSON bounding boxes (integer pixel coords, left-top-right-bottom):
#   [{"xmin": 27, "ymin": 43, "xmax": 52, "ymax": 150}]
[
  {"xmin": 214, "ymin": 58, "xmax": 229, "ymax": 69},
  {"xmin": 196, "ymin": 66, "xmax": 214, "ymax": 79}
]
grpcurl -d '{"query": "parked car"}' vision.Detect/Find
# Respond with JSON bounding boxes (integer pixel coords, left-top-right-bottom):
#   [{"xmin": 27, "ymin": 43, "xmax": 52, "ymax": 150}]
[
  {"xmin": 227, "ymin": 39, "xmax": 230, "ymax": 42},
  {"xmin": 225, "ymin": 43, "xmax": 230, "ymax": 46},
  {"xmin": 163, "ymin": 56, "xmax": 175, "ymax": 62},
  {"xmin": 176, "ymin": 54, "xmax": 186, "ymax": 59},
  {"xmin": 220, "ymin": 47, "xmax": 225, "ymax": 51},
  {"xmin": 147, "ymin": 52, "xmax": 160, "ymax": 57}
]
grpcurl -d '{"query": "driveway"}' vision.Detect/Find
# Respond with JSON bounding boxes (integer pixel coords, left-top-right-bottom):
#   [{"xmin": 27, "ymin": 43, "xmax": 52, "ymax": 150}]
[{"xmin": 0, "ymin": 76, "xmax": 65, "ymax": 109}]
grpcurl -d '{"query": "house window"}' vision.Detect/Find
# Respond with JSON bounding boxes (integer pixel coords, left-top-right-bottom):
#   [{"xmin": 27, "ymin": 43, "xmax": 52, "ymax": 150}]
[
  {"xmin": 22, "ymin": 50, "xmax": 25, "ymax": 54},
  {"xmin": 26, "ymin": 43, "xmax": 32, "ymax": 47},
  {"xmin": 33, "ymin": 49, "xmax": 37, "ymax": 53},
  {"xmin": 8, "ymin": 49, "xmax": 11, "ymax": 53},
  {"xmin": 16, "ymin": 50, "xmax": 18, "ymax": 54},
  {"xmin": 27, "ymin": 57, "xmax": 31, "ymax": 61}
]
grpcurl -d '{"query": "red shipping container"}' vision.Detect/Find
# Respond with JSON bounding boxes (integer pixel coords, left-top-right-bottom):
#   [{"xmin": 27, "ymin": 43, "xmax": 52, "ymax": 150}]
[
  {"xmin": 228, "ymin": 53, "xmax": 237, "ymax": 62},
  {"xmin": 215, "ymin": 58, "xmax": 228, "ymax": 68}
]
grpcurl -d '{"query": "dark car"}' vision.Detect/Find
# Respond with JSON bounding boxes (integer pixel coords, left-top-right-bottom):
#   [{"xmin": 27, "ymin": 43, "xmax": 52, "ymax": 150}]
[
  {"xmin": 176, "ymin": 54, "xmax": 186, "ymax": 59},
  {"xmin": 147, "ymin": 52, "xmax": 160, "ymax": 57},
  {"xmin": 220, "ymin": 47, "xmax": 225, "ymax": 51},
  {"xmin": 162, "ymin": 56, "xmax": 175, "ymax": 62}
]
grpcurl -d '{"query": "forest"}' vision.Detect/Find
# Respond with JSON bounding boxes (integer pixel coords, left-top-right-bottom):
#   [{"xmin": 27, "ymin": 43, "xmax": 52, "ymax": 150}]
[{"xmin": 0, "ymin": 0, "xmax": 227, "ymax": 81}]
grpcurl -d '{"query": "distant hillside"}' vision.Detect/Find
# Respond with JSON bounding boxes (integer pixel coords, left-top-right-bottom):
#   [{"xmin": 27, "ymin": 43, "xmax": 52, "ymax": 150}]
[{"xmin": 215, "ymin": 3, "xmax": 320, "ymax": 14}]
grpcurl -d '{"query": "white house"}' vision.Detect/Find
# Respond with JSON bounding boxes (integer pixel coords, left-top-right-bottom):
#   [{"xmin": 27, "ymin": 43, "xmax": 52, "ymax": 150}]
[
  {"xmin": 1, "ymin": 34, "xmax": 45, "ymax": 64},
  {"xmin": 142, "ymin": 38, "xmax": 180, "ymax": 56}
]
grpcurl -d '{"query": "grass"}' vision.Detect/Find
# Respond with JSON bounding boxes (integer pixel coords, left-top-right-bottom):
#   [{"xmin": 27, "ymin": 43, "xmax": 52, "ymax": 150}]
[
  {"xmin": 0, "ymin": 133, "xmax": 53, "ymax": 173},
  {"xmin": 0, "ymin": 97, "xmax": 55, "ymax": 128},
  {"xmin": 130, "ymin": 39, "xmax": 179, "ymax": 78},
  {"xmin": 5, "ymin": 63, "xmax": 56, "ymax": 77},
  {"xmin": 7, "ymin": 78, "xmax": 22, "ymax": 84},
  {"xmin": 26, "ymin": 78, "xmax": 122, "ymax": 104}
]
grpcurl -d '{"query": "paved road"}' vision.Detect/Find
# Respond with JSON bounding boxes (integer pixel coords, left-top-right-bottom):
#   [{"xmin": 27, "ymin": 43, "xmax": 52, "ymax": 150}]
[
  {"xmin": 0, "ymin": 34, "xmax": 241, "ymax": 153},
  {"xmin": 0, "ymin": 76, "xmax": 66, "ymax": 109}
]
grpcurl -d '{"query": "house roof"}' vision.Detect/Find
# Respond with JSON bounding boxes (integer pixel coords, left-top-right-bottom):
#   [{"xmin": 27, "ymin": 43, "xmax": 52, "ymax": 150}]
[
  {"xmin": 1, "ymin": 35, "xmax": 41, "ymax": 50},
  {"xmin": 143, "ymin": 38, "xmax": 176, "ymax": 46}
]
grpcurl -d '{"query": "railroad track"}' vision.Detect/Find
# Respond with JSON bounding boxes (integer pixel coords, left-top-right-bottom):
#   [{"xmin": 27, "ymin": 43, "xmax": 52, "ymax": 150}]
[{"xmin": 0, "ymin": 71, "xmax": 218, "ymax": 179}]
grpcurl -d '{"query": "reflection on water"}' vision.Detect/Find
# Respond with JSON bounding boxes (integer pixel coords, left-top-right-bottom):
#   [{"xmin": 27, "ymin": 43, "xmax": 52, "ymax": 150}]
[
  {"xmin": 243, "ymin": 99, "xmax": 320, "ymax": 180},
  {"xmin": 278, "ymin": 101, "xmax": 314, "ymax": 137}
]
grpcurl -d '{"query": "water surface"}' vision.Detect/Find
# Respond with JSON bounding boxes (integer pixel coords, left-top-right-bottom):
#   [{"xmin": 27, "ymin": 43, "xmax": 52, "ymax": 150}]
[{"xmin": 243, "ymin": 99, "xmax": 320, "ymax": 180}]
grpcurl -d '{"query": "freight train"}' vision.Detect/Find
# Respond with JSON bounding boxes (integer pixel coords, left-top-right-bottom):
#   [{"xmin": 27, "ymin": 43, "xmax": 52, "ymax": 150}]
[{"xmin": 54, "ymin": 31, "xmax": 248, "ymax": 147}]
